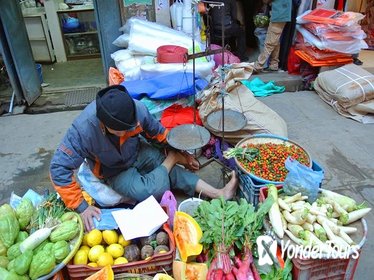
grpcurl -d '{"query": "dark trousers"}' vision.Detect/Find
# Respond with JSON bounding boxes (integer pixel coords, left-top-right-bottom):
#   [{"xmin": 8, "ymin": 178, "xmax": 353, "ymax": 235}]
[{"xmin": 213, "ymin": 23, "xmax": 247, "ymax": 61}]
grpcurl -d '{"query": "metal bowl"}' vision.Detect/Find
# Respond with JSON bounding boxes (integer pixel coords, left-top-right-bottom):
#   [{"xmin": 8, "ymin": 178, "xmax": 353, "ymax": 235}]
[
  {"xmin": 206, "ymin": 109, "xmax": 247, "ymax": 133},
  {"xmin": 235, "ymin": 134, "xmax": 312, "ymax": 184}
]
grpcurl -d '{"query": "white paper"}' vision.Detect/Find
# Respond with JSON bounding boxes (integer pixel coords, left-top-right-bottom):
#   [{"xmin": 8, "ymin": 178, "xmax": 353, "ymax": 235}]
[{"xmin": 112, "ymin": 196, "xmax": 168, "ymax": 240}]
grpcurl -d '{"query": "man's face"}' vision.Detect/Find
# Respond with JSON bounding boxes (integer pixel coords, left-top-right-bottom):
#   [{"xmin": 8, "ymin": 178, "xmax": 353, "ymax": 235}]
[{"xmin": 106, "ymin": 127, "xmax": 127, "ymax": 137}]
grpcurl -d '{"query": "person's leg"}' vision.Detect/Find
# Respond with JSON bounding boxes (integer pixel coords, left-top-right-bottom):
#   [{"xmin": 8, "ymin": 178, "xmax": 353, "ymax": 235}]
[
  {"xmin": 268, "ymin": 22, "xmax": 286, "ymax": 70},
  {"xmin": 195, "ymin": 171, "xmax": 238, "ymax": 199},
  {"xmin": 228, "ymin": 24, "xmax": 247, "ymax": 61},
  {"xmin": 254, "ymin": 22, "xmax": 285, "ymax": 71},
  {"xmin": 110, "ymin": 142, "xmax": 238, "ymax": 201}
]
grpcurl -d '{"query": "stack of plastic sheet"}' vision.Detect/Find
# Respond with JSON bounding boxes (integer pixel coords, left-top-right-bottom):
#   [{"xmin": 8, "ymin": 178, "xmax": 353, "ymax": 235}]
[{"xmin": 295, "ymin": 8, "xmax": 368, "ymax": 66}]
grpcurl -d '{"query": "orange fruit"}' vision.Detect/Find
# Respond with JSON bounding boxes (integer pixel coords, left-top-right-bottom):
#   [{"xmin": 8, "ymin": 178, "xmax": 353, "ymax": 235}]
[
  {"xmin": 114, "ymin": 257, "xmax": 128, "ymax": 265},
  {"xmin": 87, "ymin": 229, "xmax": 103, "ymax": 247},
  {"xmin": 102, "ymin": 230, "xmax": 118, "ymax": 245},
  {"xmin": 85, "ymin": 264, "xmax": 114, "ymax": 280},
  {"xmin": 73, "ymin": 250, "xmax": 88, "ymax": 265},
  {"xmin": 97, "ymin": 252, "xmax": 114, "ymax": 267},
  {"xmin": 88, "ymin": 245, "xmax": 105, "ymax": 262},
  {"xmin": 106, "ymin": 244, "xmax": 124, "ymax": 259},
  {"xmin": 118, "ymin": 234, "xmax": 131, "ymax": 247}
]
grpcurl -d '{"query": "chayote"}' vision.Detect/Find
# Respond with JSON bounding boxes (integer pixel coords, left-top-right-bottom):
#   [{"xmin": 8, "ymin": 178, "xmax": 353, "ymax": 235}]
[
  {"xmin": 53, "ymin": 240, "xmax": 70, "ymax": 263},
  {"xmin": 16, "ymin": 231, "xmax": 29, "ymax": 244},
  {"xmin": 0, "ymin": 240, "xmax": 6, "ymax": 256},
  {"xmin": 14, "ymin": 249, "xmax": 33, "ymax": 276},
  {"xmin": 0, "ymin": 204, "xmax": 20, "ymax": 248},
  {"xmin": 28, "ymin": 250, "xmax": 56, "ymax": 280},
  {"xmin": 15, "ymin": 198, "xmax": 34, "ymax": 230},
  {"xmin": 7, "ymin": 242, "xmax": 21, "ymax": 261},
  {"xmin": 0, "ymin": 255, "xmax": 9, "ymax": 269},
  {"xmin": 0, "ymin": 267, "xmax": 20, "ymax": 280},
  {"xmin": 33, "ymin": 239, "xmax": 48, "ymax": 255}
]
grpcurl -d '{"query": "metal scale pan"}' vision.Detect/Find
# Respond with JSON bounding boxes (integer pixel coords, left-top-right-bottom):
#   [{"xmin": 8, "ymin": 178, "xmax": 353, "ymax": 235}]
[
  {"xmin": 167, "ymin": 124, "xmax": 211, "ymax": 151},
  {"xmin": 206, "ymin": 109, "xmax": 247, "ymax": 132}
]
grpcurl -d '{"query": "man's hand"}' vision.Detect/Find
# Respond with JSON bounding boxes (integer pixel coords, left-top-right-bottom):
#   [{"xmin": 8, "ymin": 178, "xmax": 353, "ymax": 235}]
[
  {"xmin": 80, "ymin": 205, "xmax": 101, "ymax": 232},
  {"xmin": 182, "ymin": 152, "xmax": 200, "ymax": 171}
]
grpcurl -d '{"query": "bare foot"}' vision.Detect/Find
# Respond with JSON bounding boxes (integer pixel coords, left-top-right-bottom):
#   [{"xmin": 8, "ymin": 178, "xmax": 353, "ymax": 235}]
[{"xmin": 222, "ymin": 171, "xmax": 238, "ymax": 200}]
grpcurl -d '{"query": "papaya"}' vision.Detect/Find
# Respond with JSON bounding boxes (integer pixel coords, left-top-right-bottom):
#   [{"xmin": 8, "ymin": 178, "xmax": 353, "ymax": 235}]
[
  {"xmin": 172, "ymin": 260, "xmax": 207, "ymax": 280},
  {"xmin": 173, "ymin": 211, "xmax": 203, "ymax": 262},
  {"xmin": 85, "ymin": 264, "xmax": 114, "ymax": 280}
]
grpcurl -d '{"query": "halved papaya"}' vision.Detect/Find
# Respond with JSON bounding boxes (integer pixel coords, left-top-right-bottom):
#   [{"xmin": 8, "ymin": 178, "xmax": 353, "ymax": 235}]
[
  {"xmin": 85, "ymin": 264, "xmax": 114, "ymax": 280},
  {"xmin": 173, "ymin": 211, "xmax": 203, "ymax": 262},
  {"xmin": 173, "ymin": 260, "xmax": 208, "ymax": 280}
]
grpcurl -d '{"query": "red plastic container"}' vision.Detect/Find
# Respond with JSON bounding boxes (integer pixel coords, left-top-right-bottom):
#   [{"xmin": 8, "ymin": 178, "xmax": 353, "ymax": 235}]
[
  {"xmin": 291, "ymin": 255, "xmax": 360, "ymax": 280},
  {"xmin": 259, "ymin": 185, "xmax": 367, "ymax": 280},
  {"xmin": 66, "ymin": 223, "xmax": 175, "ymax": 280}
]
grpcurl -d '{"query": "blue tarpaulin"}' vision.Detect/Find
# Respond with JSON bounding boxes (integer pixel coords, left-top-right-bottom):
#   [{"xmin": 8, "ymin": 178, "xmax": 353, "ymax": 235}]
[{"xmin": 121, "ymin": 72, "xmax": 208, "ymax": 100}]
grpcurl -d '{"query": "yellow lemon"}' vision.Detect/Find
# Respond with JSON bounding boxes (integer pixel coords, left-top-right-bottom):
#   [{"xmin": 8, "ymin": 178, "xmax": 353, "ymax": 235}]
[
  {"xmin": 106, "ymin": 243, "xmax": 124, "ymax": 259},
  {"xmin": 97, "ymin": 252, "xmax": 114, "ymax": 267},
  {"xmin": 86, "ymin": 229, "xmax": 103, "ymax": 247},
  {"xmin": 79, "ymin": 245, "xmax": 90, "ymax": 255},
  {"xmin": 118, "ymin": 234, "xmax": 131, "ymax": 247},
  {"xmin": 102, "ymin": 230, "xmax": 118, "ymax": 245},
  {"xmin": 73, "ymin": 250, "xmax": 88, "ymax": 265},
  {"xmin": 88, "ymin": 245, "xmax": 105, "ymax": 262},
  {"xmin": 87, "ymin": 262, "xmax": 98, "ymax": 267},
  {"xmin": 82, "ymin": 233, "xmax": 89, "ymax": 246},
  {"xmin": 113, "ymin": 257, "xmax": 128, "ymax": 265}
]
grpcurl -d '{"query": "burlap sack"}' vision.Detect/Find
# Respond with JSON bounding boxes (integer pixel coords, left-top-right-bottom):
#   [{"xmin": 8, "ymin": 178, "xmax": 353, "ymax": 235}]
[
  {"xmin": 198, "ymin": 63, "xmax": 288, "ymax": 145},
  {"xmin": 315, "ymin": 64, "xmax": 374, "ymax": 109}
]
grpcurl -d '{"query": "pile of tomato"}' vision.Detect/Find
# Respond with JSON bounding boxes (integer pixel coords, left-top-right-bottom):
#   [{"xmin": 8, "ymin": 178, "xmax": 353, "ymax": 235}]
[{"xmin": 237, "ymin": 142, "xmax": 310, "ymax": 182}]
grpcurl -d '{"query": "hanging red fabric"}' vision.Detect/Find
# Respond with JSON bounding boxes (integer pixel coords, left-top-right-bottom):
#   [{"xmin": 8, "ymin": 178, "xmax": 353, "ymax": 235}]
[{"xmin": 161, "ymin": 105, "xmax": 203, "ymax": 129}]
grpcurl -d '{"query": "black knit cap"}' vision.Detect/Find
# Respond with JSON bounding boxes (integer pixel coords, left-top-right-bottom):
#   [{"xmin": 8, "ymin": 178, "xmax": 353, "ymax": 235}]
[{"xmin": 96, "ymin": 85, "xmax": 137, "ymax": 131}]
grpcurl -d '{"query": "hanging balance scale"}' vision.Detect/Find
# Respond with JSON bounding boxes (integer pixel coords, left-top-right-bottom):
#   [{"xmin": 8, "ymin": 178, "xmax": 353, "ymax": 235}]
[
  {"xmin": 166, "ymin": 3, "xmax": 210, "ymax": 151},
  {"xmin": 167, "ymin": 1, "xmax": 246, "ymax": 151}
]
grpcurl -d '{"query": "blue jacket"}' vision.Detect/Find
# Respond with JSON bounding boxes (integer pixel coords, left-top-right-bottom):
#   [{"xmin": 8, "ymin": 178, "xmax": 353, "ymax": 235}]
[
  {"xmin": 271, "ymin": 0, "xmax": 292, "ymax": 23},
  {"xmin": 50, "ymin": 100, "xmax": 168, "ymax": 213}
]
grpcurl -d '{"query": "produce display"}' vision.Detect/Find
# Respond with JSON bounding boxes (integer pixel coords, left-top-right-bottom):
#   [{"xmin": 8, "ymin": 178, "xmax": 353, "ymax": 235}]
[
  {"xmin": 231, "ymin": 142, "xmax": 310, "ymax": 182},
  {"xmin": 72, "ymin": 227, "xmax": 171, "ymax": 267},
  {"xmin": 0, "ymin": 193, "xmax": 82, "ymax": 280},
  {"xmin": 266, "ymin": 185, "xmax": 371, "ymax": 255},
  {"xmin": 191, "ymin": 197, "xmax": 293, "ymax": 280}
]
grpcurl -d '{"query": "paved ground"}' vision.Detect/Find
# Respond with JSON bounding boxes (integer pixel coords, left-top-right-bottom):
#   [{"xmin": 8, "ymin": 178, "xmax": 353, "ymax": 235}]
[{"xmin": 0, "ymin": 90, "xmax": 373, "ymax": 279}]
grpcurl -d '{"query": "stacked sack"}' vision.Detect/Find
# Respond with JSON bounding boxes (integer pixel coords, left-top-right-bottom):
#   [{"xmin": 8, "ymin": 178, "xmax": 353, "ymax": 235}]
[{"xmin": 314, "ymin": 64, "xmax": 374, "ymax": 124}]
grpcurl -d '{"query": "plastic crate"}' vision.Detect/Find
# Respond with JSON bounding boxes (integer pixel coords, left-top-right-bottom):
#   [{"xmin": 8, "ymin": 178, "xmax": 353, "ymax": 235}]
[
  {"xmin": 66, "ymin": 223, "xmax": 175, "ymax": 280},
  {"xmin": 237, "ymin": 160, "xmax": 324, "ymax": 207},
  {"xmin": 292, "ymin": 254, "xmax": 360, "ymax": 280},
  {"xmin": 259, "ymin": 185, "xmax": 367, "ymax": 280}
]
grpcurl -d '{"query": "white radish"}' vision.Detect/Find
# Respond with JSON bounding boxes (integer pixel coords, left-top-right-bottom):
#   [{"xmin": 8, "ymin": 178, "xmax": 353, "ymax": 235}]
[
  {"xmin": 338, "ymin": 226, "xmax": 357, "ymax": 234},
  {"xmin": 283, "ymin": 193, "xmax": 302, "ymax": 204},
  {"xmin": 283, "ymin": 210, "xmax": 304, "ymax": 225},
  {"xmin": 302, "ymin": 222, "xmax": 314, "ymax": 232},
  {"xmin": 285, "ymin": 229, "xmax": 306, "ymax": 246},
  {"xmin": 20, "ymin": 227, "xmax": 54, "ymax": 253},
  {"xmin": 287, "ymin": 224, "xmax": 305, "ymax": 239},
  {"xmin": 268, "ymin": 185, "xmax": 284, "ymax": 238},
  {"xmin": 340, "ymin": 230, "xmax": 355, "ymax": 245},
  {"xmin": 344, "ymin": 208, "xmax": 371, "ymax": 225},
  {"xmin": 320, "ymin": 189, "xmax": 357, "ymax": 212},
  {"xmin": 278, "ymin": 197, "xmax": 291, "ymax": 212},
  {"xmin": 281, "ymin": 215, "xmax": 288, "ymax": 231},
  {"xmin": 306, "ymin": 213, "xmax": 317, "ymax": 224}
]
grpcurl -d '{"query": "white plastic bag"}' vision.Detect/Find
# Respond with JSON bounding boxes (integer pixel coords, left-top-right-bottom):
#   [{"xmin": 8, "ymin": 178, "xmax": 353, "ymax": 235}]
[
  {"xmin": 77, "ymin": 161, "xmax": 123, "ymax": 207},
  {"xmin": 170, "ymin": 0, "xmax": 183, "ymax": 30}
]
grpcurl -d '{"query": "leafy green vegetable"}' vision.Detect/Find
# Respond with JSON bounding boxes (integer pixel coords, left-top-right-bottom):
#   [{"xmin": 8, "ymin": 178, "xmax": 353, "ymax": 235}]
[
  {"xmin": 259, "ymin": 258, "xmax": 293, "ymax": 280},
  {"xmin": 223, "ymin": 147, "xmax": 259, "ymax": 161}
]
